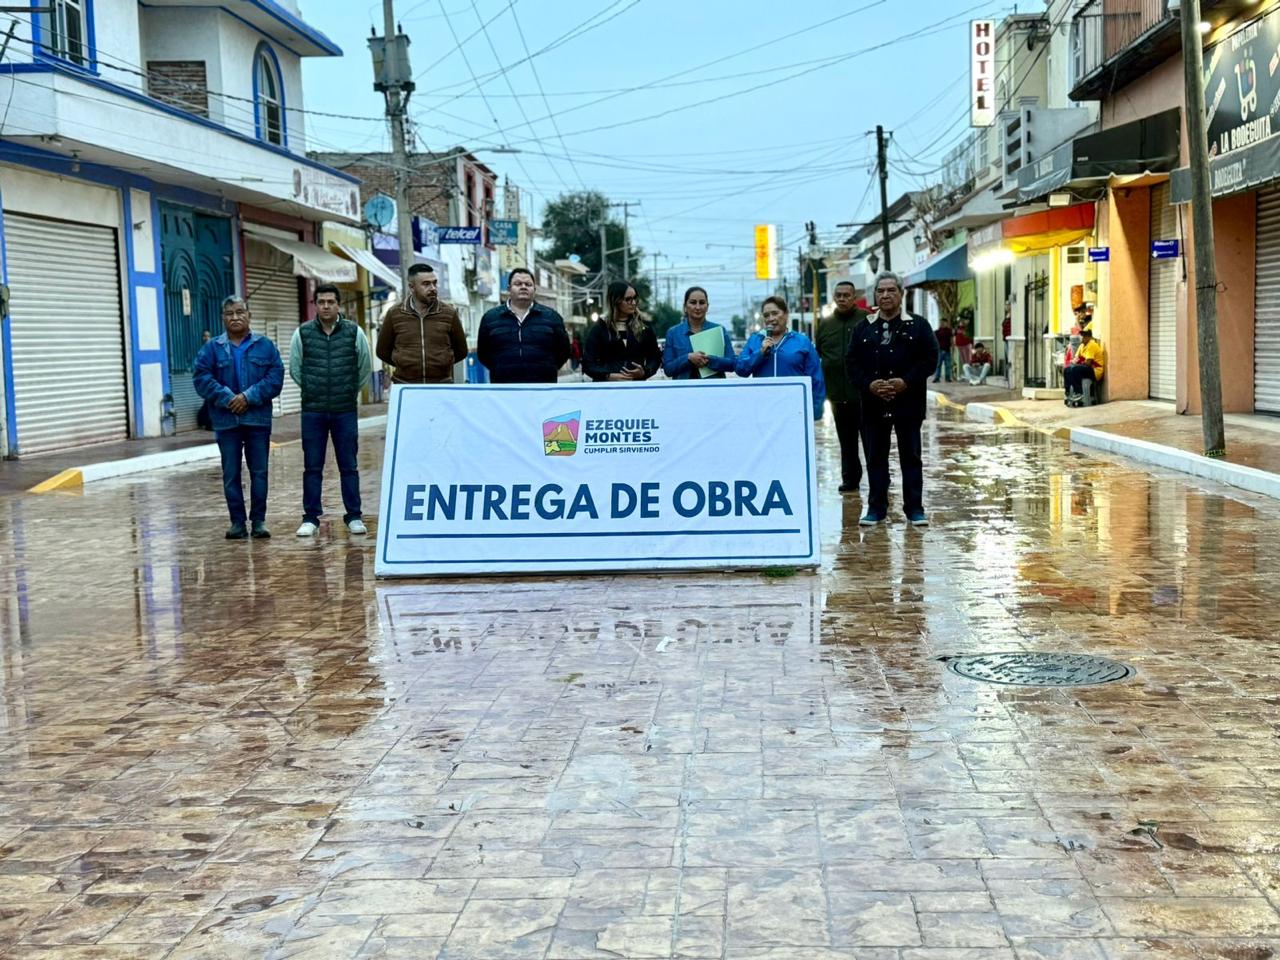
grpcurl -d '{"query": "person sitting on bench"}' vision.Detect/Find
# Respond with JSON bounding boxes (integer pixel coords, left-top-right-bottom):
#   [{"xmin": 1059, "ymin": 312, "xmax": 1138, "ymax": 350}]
[{"xmin": 1064, "ymin": 329, "xmax": 1104, "ymax": 407}]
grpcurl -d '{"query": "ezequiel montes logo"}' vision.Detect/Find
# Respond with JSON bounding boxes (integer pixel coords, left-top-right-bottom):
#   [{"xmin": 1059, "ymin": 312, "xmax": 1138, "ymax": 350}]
[{"xmin": 543, "ymin": 411, "xmax": 580, "ymax": 456}]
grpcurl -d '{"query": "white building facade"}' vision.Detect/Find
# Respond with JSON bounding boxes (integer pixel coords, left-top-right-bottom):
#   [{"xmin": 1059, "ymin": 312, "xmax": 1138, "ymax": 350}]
[{"xmin": 0, "ymin": 0, "xmax": 359, "ymax": 456}]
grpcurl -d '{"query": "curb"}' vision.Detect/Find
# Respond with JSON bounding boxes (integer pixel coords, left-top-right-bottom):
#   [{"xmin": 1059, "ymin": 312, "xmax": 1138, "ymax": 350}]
[
  {"xmin": 1069, "ymin": 427, "xmax": 1280, "ymax": 501},
  {"xmin": 932, "ymin": 390, "xmax": 1280, "ymax": 501},
  {"xmin": 28, "ymin": 414, "xmax": 389, "ymax": 494}
]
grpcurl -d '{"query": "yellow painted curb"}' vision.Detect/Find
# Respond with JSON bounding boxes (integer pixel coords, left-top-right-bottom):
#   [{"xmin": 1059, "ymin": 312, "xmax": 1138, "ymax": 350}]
[
  {"xmin": 994, "ymin": 407, "xmax": 1024, "ymax": 427},
  {"xmin": 28, "ymin": 468, "xmax": 84, "ymax": 493},
  {"xmin": 934, "ymin": 393, "xmax": 966, "ymax": 411}
]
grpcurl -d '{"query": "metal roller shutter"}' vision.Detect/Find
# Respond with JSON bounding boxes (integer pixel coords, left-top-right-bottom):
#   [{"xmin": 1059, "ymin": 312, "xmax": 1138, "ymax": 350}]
[
  {"xmin": 244, "ymin": 250, "xmax": 302, "ymax": 417},
  {"xmin": 1148, "ymin": 181, "xmax": 1179, "ymax": 401},
  {"xmin": 1255, "ymin": 190, "xmax": 1280, "ymax": 413},
  {"xmin": 6, "ymin": 214, "xmax": 128, "ymax": 455},
  {"xmin": 171, "ymin": 372, "xmax": 202, "ymax": 432}
]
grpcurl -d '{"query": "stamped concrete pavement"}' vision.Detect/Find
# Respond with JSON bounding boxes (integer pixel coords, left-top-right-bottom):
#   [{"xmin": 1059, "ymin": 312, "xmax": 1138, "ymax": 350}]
[{"xmin": 1, "ymin": 410, "xmax": 1280, "ymax": 958}]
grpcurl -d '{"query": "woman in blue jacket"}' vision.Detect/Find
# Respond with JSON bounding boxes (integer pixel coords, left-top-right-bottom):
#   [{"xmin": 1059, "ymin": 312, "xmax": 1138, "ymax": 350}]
[
  {"xmin": 661, "ymin": 286, "xmax": 736, "ymax": 379},
  {"xmin": 735, "ymin": 295, "xmax": 826, "ymax": 420}
]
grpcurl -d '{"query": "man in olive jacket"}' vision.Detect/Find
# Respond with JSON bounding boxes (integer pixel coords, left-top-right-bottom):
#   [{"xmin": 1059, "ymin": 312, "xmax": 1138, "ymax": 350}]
[
  {"xmin": 375, "ymin": 263, "xmax": 467, "ymax": 383},
  {"xmin": 290, "ymin": 284, "xmax": 373, "ymax": 538},
  {"xmin": 815, "ymin": 280, "xmax": 867, "ymax": 494},
  {"xmin": 845, "ymin": 270, "xmax": 938, "ymax": 528}
]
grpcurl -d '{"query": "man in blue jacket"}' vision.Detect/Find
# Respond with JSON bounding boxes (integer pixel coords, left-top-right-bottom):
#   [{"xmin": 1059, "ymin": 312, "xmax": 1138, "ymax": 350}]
[
  {"xmin": 193, "ymin": 296, "xmax": 285, "ymax": 540},
  {"xmin": 845, "ymin": 271, "xmax": 938, "ymax": 527}
]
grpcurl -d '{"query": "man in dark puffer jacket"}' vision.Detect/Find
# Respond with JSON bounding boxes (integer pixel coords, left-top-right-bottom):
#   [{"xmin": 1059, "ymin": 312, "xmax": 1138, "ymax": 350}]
[
  {"xmin": 478, "ymin": 268, "xmax": 571, "ymax": 383},
  {"xmin": 289, "ymin": 283, "xmax": 372, "ymax": 538}
]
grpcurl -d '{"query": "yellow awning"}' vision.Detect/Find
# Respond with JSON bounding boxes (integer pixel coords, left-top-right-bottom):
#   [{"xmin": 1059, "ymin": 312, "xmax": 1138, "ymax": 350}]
[{"xmin": 1006, "ymin": 227, "xmax": 1094, "ymax": 255}]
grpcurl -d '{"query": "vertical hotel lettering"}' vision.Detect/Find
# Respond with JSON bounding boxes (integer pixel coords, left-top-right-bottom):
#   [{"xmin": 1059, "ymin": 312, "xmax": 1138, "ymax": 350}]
[{"xmin": 971, "ymin": 20, "xmax": 995, "ymax": 128}]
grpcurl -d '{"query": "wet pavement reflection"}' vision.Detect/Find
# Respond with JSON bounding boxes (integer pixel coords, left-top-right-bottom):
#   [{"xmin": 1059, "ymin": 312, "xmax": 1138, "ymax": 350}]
[{"xmin": 3, "ymin": 414, "xmax": 1280, "ymax": 957}]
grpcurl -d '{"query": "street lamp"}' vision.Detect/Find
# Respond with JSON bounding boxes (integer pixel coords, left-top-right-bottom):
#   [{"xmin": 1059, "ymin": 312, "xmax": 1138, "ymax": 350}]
[{"xmin": 868, "ymin": 251, "xmax": 880, "ymax": 274}]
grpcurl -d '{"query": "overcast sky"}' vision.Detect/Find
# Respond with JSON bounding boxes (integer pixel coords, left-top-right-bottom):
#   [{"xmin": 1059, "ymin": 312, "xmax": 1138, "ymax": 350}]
[{"xmin": 301, "ymin": 0, "xmax": 1019, "ymax": 317}]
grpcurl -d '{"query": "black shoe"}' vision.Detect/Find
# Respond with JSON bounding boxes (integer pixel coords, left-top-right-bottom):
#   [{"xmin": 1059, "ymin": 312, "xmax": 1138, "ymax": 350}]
[
  {"xmin": 838, "ymin": 483, "xmax": 860, "ymax": 494},
  {"xmin": 251, "ymin": 522, "xmax": 271, "ymax": 540},
  {"xmin": 225, "ymin": 524, "xmax": 248, "ymax": 540}
]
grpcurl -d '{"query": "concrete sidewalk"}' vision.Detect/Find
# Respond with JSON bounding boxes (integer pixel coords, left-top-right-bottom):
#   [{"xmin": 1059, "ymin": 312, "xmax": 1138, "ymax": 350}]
[
  {"xmin": 935, "ymin": 388, "xmax": 1280, "ymax": 500},
  {"xmin": 2, "ymin": 404, "xmax": 389, "ymax": 496}
]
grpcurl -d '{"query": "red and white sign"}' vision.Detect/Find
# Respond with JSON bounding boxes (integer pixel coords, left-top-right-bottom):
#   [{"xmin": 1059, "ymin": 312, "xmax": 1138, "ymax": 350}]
[{"xmin": 971, "ymin": 20, "xmax": 996, "ymax": 128}]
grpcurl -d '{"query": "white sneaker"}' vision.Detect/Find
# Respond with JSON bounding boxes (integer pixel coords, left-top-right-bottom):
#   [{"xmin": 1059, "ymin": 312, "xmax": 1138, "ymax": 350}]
[
  {"xmin": 296, "ymin": 521, "xmax": 319, "ymax": 537},
  {"xmin": 346, "ymin": 518, "xmax": 368, "ymax": 535}
]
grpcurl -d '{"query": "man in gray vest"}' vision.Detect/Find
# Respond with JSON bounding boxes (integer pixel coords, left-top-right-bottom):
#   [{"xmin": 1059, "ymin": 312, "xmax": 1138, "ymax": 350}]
[{"xmin": 289, "ymin": 283, "xmax": 372, "ymax": 537}]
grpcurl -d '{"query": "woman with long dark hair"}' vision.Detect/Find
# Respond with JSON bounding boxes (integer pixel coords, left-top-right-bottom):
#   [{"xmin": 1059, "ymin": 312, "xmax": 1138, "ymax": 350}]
[
  {"xmin": 661, "ymin": 286, "xmax": 736, "ymax": 380},
  {"xmin": 583, "ymin": 281, "xmax": 661, "ymax": 382}
]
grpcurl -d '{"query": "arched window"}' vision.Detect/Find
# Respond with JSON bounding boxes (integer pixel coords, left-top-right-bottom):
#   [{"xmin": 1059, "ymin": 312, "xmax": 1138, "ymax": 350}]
[{"xmin": 254, "ymin": 44, "xmax": 286, "ymax": 147}]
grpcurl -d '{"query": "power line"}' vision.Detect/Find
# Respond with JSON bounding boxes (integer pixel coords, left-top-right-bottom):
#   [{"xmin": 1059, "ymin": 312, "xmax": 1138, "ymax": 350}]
[{"xmin": 508, "ymin": 4, "xmax": 588, "ymax": 191}]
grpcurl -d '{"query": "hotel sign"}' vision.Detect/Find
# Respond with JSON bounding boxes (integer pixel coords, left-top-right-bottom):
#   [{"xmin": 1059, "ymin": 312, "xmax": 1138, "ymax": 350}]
[{"xmin": 971, "ymin": 20, "xmax": 996, "ymax": 128}]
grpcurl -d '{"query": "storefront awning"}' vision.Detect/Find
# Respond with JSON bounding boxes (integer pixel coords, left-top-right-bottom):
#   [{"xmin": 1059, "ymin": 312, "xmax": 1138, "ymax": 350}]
[
  {"xmin": 333, "ymin": 241, "xmax": 402, "ymax": 292},
  {"xmin": 904, "ymin": 244, "xmax": 972, "ymax": 288},
  {"xmin": 244, "ymin": 229, "xmax": 357, "ymax": 284},
  {"xmin": 1002, "ymin": 202, "xmax": 1096, "ymax": 254},
  {"xmin": 1018, "ymin": 109, "xmax": 1181, "ymax": 204}
]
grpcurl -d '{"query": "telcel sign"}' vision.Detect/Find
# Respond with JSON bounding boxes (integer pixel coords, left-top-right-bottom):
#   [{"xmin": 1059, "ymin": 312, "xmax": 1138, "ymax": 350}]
[
  {"xmin": 970, "ymin": 20, "xmax": 995, "ymax": 128},
  {"xmin": 754, "ymin": 224, "xmax": 777, "ymax": 280}
]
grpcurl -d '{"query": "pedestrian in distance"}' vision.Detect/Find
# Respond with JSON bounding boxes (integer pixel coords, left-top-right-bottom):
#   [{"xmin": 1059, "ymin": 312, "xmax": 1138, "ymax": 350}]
[
  {"xmin": 845, "ymin": 270, "xmax": 938, "ymax": 527},
  {"xmin": 815, "ymin": 280, "xmax": 867, "ymax": 494},
  {"xmin": 955, "ymin": 314, "xmax": 973, "ymax": 368},
  {"xmin": 1063, "ymin": 328, "xmax": 1105, "ymax": 407},
  {"xmin": 963, "ymin": 342, "xmax": 994, "ymax": 385},
  {"xmin": 478, "ymin": 267, "xmax": 572, "ymax": 383},
  {"xmin": 289, "ymin": 283, "xmax": 373, "ymax": 539},
  {"xmin": 375, "ymin": 263, "xmax": 467, "ymax": 384},
  {"xmin": 193, "ymin": 296, "xmax": 284, "ymax": 541},
  {"xmin": 195, "ymin": 329, "xmax": 214, "ymax": 431},
  {"xmin": 570, "ymin": 331, "xmax": 583, "ymax": 371},
  {"xmin": 932, "ymin": 317, "xmax": 953, "ymax": 382},
  {"xmin": 735, "ymin": 295, "xmax": 826, "ymax": 421},
  {"xmin": 584, "ymin": 281, "xmax": 661, "ymax": 382},
  {"xmin": 661, "ymin": 286, "xmax": 736, "ymax": 380}
]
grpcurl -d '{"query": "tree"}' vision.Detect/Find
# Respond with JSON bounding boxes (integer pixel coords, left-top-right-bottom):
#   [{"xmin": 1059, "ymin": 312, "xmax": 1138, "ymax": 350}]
[
  {"xmin": 729, "ymin": 314, "xmax": 747, "ymax": 339},
  {"xmin": 540, "ymin": 191, "xmax": 651, "ymax": 305},
  {"xmin": 649, "ymin": 302, "xmax": 682, "ymax": 340}
]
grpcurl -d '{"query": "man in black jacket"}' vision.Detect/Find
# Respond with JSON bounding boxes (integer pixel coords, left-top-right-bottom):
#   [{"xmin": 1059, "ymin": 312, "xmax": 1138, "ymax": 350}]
[
  {"xmin": 478, "ymin": 268, "xmax": 571, "ymax": 383},
  {"xmin": 845, "ymin": 270, "xmax": 938, "ymax": 527}
]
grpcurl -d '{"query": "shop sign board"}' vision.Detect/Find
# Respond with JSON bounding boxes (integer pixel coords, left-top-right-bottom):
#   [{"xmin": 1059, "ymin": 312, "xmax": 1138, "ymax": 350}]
[{"xmin": 970, "ymin": 20, "xmax": 996, "ymax": 127}]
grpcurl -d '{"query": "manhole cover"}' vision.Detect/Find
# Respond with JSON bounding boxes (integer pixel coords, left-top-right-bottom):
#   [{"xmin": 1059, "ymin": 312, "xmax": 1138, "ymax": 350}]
[{"xmin": 944, "ymin": 652, "xmax": 1135, "ymax": 687}]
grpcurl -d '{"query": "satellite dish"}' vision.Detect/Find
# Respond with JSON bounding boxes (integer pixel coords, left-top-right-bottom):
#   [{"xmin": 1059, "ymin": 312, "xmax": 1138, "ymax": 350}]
[
  {"xmin": 568, "ymin": 254, "xmax": 581, "ymax": 263},
  {"xmin": 364, "ymin": 193, "xmax": 396, "ymax": 230}
]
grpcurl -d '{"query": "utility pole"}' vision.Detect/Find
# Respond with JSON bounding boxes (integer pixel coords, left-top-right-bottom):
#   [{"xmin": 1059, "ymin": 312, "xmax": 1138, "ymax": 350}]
[
  {"xmin": 876, "ymin": 125, "xmax": 892, "ymax": 271},
  {"xmin": 651, "ymin": 250, "xmax": 662, "ymax": 303},
  {"xmin": 608, "ymin": 201, "xmax": 640, "ymax": 281},
  {"xmin": 371, "ymin": 1, "xmax": 415, "ymax": 289},
  {"xmin": 1179, "ymin": 0, "xmax": 1226, "ymax": 456},
  {"xmin": 598, "ymin": 222, "xmax": 609, "ymax": 299}
]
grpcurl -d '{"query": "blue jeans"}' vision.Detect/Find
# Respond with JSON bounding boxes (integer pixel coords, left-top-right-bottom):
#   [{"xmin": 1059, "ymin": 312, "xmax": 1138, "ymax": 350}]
[
  {"xmin": 216, "ymin": 426, "xmax": 271, "ymax": 525},
  {"xmin": 934, "ymin": 351, "xmax": 952, "ymax": 381},
  {"xmin": 301, "ymin": 411, "xmax": 362, "ymax": 525}
]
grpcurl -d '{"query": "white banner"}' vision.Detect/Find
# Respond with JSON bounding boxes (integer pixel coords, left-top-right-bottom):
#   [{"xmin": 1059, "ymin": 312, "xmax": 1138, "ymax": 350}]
[{"xmin": 375, "ymin": 379, "xmax": 820, "ymax": 576}]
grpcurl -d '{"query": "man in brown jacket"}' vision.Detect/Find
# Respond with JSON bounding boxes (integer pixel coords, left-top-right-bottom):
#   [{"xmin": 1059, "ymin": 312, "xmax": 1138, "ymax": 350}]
[{"xmin": 375, "ymin": 263, "xmax": 468, "ymax": 383}]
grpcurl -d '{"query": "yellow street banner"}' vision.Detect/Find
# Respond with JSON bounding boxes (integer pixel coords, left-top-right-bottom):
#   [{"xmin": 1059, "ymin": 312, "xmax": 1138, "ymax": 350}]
[{"xmin": 754, "ymin": 224, "xmax": 777, "ymax": 280}]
